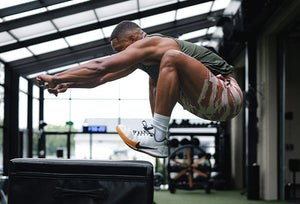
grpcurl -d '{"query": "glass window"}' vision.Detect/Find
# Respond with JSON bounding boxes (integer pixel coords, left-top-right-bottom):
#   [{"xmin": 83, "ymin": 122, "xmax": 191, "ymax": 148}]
[
  {"xmin": 0, "ymin": 47, "xmax": 33, "ymax": 62},
  {"xmin": 10, "ymin": 21, "xmax": 57, "ymax": 41},
  {"xmin": 211, "ymin": 0, "xmax": 231, "ymax": 11},
  {"xmin": 33, "ymin": 98, "xmax": 39, "ymax": 130},
  {"xmin": 102, "ymin": 24, "xmax": 117, "ymax": 39},
  {"xmin": 4, "ymin": 8, "xmax": 47, "ymax": 21},
  {"xmin": 0, "ymin": 31, "xmax": 17, "ymax": 47},
  {"xmin": 139, "ymin": 0, "xmax": 176, "ymax": 11},
  {"xmin": 44, "ymin": 99, "xmax": 70, "ymax": 128},
  {"xmin": 19, "ymin": 76, "xmax": 28, "ymax": 92},
  {"xmin": 179, "ymin": 28, "xmax": 208, "ymax": 41},
  {"xmin": 0, "ymin": 0, "xmax": 35, "ymax": 9},
  {"xmin": 70, "ymin": 81, "xmax": 120, "ymax": 99},
  {"xmin": 47, "ymin": 0, "xmax": 89, "ymax": 10},
  {"xmin": 71, "ymin": 99, "xmax": 120, "ymax": 129},
  {"xmin": 28, "ymin": 38, "xmax": 69, "ymax": 55},
  {"xmin": 65, "ymin": 29, "xmax": 104, "ymax": 46},
  {"xmin": 176, "ymin": 1, "xmax": 213, "ymax": 20},
  {"xmin": 119, "ymin": 69, "xmax": 148, "ymax": 99},
  {"xmin": 95, "ymin": 1, "xmax": 137, "ymax": 21},
  {"xmin": 45, "ymin": 134, "xmax": 68, "ymax": 158},
  {"xmin": 140, "ymin": 11, "xmax": 175, "ymax": 28},
  {"xmin": 33, "ymin": 84, "xmax": 40, "ymax": 99},
  {"xmin": 47, "ymin": 64, "xmax": 78, "ymax": 74},
  {"xmin": 0, "ymin": 63, "xmax": 4, "ymax": 84},
  {"xmin": 44, "ymin": 87, "xmax": 71, "ymax": 99},
  {"xmin": 119, "ymin": 100, "xmax": 152, "ymax": 119},
  {"xmin": 32, "ymin": 132, "xmax": 39, "ymax": 157},
  {"xmin": 53, "ymin": 10, "xmax": 97, "ymax": 31},
  {"xmin": 19, "ymin": 91, "xmax": 28, "ymax": 129}
]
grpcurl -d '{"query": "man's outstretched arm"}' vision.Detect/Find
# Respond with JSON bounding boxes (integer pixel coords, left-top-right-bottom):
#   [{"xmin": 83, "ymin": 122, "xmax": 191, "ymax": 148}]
[
  {"xmin": 36, "ymin": 38, "xmax": 157, "ymax": 88},
  {"xmin": 47, "ymin": 66, "xmax": 137, "ymax": 95}
]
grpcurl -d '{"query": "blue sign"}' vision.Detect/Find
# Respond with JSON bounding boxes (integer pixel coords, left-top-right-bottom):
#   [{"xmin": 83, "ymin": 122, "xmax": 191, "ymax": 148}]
[{"xmin": 83, "ymin": 126, "xmax": 107, "ymax": 133}]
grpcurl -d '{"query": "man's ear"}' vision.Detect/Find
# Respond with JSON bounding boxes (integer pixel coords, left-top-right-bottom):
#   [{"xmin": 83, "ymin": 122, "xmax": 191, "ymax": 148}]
[{"xmin": 128, "ymin": 34, "xmax": 138, "ymax": 42}]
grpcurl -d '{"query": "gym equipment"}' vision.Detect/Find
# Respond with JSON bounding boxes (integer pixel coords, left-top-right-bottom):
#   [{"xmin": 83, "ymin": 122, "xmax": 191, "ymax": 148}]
[
  {"xmin": 288, "ymin": 159, "xmax": 300, "ymax": 199},
  {"xmin": 168, "ymin": 144, "xmax": 212, "ymax": 194},
  {"xmin": 9, "ymin": 158, "xmax": 154, "ymax": 204},
  {"xmin": 166, "ymin": 119, "xmax": 228, "ymax": 193}
]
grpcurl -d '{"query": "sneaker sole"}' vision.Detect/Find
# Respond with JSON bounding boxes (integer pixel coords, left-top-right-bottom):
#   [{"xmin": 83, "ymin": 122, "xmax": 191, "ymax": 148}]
[{"xmin": 116, "ymin": 126, "xmax": 168, "ymax": 158}]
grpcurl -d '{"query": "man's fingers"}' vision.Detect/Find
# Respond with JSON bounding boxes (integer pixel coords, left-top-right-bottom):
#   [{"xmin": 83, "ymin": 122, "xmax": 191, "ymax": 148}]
[
  {"xmin": 48, "ymin": 88, "xmax": 58, "ymax": 96},
  {"xmin": 36, "ymin": 76, "xmax": 45, "ymax": 85}
]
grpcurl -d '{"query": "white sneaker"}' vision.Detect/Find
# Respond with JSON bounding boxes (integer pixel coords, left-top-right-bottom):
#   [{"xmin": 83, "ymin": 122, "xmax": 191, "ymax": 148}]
[{"xmin": 116, "ymin": 121, "xmax": 168, "ymax": 158}]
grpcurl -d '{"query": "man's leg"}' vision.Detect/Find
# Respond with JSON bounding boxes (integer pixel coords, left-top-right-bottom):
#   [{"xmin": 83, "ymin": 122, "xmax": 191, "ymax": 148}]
[
  {"xmin": 116, "ymin": 50, "xmax": 214, "ymax": 158},
  {"xmin": 155, "ymin": 49, "xmax": 243, "ymax": 121},
  {"xmin": 155, "ymin": 49, "xmax": 210, "ymax": 116}
]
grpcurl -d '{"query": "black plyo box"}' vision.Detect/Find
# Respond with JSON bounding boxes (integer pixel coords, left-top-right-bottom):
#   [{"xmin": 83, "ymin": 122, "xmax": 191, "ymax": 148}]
[{"xmin": 9, "ymin": 158, "xmax": 153, "ymax": 204}]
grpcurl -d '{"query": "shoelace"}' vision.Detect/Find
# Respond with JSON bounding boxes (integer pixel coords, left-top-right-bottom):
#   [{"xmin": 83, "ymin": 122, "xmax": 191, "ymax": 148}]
[{"xmin": 133, "ymin": 120, "xmax": 155, "ymax": 137}]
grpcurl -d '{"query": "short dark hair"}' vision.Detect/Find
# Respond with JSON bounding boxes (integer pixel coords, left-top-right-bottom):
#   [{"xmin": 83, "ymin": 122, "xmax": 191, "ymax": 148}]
[{"xmin": 110, "ymin": 20, "xmax": 141, "ymax": 41}]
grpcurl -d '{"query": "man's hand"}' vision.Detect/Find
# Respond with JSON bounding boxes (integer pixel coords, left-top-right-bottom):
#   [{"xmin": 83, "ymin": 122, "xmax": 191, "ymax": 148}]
[
  {"xmin": 36, "ymin": 74, "xmax": 66, "ymax": 96},
  {"xmin": 36, "ymin": 74, "xmax": 56, "ymax": 88},
  {"xmin": 47, "ymin": 83, "xmax": 69, "ymax": 96}
]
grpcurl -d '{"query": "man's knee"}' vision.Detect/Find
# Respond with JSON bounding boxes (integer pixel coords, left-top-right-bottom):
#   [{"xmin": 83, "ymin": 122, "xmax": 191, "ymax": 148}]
[{"xmin": 160, "ymin": 49, "xmax": 182, "ymax": 68}]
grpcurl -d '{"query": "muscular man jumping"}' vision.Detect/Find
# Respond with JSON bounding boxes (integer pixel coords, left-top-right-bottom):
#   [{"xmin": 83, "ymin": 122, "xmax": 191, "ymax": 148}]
[{"xmin": 36, "ymin": 21, "xmax": 243, "ymax": 158}]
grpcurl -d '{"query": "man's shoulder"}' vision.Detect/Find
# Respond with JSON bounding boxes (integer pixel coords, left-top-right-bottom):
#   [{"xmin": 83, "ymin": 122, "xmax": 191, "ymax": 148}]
[{"xmin": 138, "ymin": 35, "xmax": 169, "ymax": 46}]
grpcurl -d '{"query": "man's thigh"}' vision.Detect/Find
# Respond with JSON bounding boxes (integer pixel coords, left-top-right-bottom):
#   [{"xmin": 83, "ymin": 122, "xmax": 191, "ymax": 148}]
[{"xmin": 178, "ymin": 72, "xmax": 243, "ymax": 121}]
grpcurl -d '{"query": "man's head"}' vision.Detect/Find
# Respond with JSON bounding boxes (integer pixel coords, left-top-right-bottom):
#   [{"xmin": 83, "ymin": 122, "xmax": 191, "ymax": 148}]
[{"xmin": 110, "ymin": 21, "xmax": 145, "ymax": 52}]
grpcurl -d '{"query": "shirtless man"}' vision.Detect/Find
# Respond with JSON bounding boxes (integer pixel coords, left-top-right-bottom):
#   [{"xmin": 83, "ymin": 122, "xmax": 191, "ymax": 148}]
[{"xmin": 36, "ymin": 21, "xmax": 243, "ymax": 158}]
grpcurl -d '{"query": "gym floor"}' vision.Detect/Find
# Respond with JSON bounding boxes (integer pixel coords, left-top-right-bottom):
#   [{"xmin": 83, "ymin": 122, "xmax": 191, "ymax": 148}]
[{"xmin": 153, "ymin": 189, "xmax": 294, "ymax": 204}]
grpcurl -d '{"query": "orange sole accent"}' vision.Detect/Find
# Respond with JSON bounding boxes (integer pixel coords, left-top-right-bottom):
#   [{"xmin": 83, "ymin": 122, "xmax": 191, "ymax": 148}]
[{"xmin": 116, "ymin": 126, "xmax": 167, "ymax": 158}]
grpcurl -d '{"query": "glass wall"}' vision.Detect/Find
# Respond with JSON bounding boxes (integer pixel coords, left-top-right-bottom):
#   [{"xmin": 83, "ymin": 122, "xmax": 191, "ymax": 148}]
[
  {"xmin": 43, "ymin": 69, "xmax": 153, "ymax": 129},
  {"xmin": 42, "ymin": 68, "xmax": 202, "ymax": 161}
]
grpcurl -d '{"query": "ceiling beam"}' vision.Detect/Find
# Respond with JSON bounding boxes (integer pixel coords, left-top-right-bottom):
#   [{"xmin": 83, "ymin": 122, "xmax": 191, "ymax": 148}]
[
  {"xmin": 10, "ymin": 11, "xmax": 220, "ymax": 76},
  {"xmin": 0, "ymin": 0, "xmax": 126, "ymax": 32},
  {"xmin": 0, "ymin": 0, "xmax": 211, "ymax": 33},
  {"xmin": 0, "ymin": 0, "xmax": 70, "ymax": 18},
  {"xmin": 0, "ymin": 0, "xmax": 213, "ymax": 53}
]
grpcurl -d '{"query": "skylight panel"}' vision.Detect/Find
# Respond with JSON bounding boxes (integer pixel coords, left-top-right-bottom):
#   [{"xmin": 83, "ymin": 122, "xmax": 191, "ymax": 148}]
[
  {"xmin": 224, "ymin": 0, "xmax": 242, "ymax": 15},
  {"xmin": 10, "ymin": 21, "xmax": 57, "ymax": 41},
  {"xmin": 179, "ymin": 29, "xmax": 208, "ymax": 41},
  {"xmin": 211, "ymin": 0, "xmax": 231, "ymax": 11},
  {"xmin": 102, "ymin": 25, "xmax": 117, "ymax": 39},
  {"xmin": 140, "ymin": 11, "xmax": 175, "ymax": 29},
  {"xmin": 0, "ymin": 32, "xmax": 17, "ymax": 46},
  {"xmin": 53, "ymin": 10, "xmax": 97, "ymax": 31},
  {"xmin": 201, "ymin": 41, "xmax": 210, "ymax": 46},
  {"xmin": 176, "ymin": 1, "xmax": 213, "ymax": 20},
  {"xmin": 26, "ymin": 71, "xmax": 47, "ymax": 79},
  {"xmin": 95, "ymin": 0, "xmax": 138, "ymax": 21},
  {"xmin": 0, "ymin": 48, "xmax": 33, "ymax": 62},
  {"xmin": 139, "ymin": 0, "xmax": 176, "ymax": 11},
  {"xmin": 212, "ymin": 27, "xmax": 223, "ymax": 38},
  {"xmin": 65, "ymin": 29, "xmax": 104, "ymax": 46},
  {"xmin": 208, "ymin": 26, "xmax": 217, "ymax": 34},
  {"xmin": 0, "ymin": 0, "xmax": 36, "ymax": 9},
  {"xmin": 206, "ymin": 40, "xmax": 219, "ymax": 49},
  {"xmin": 47, "ymin": 0, "xmax": 90, "ymax": 10},
  {"xmin": 3, "ymin": 7, "xmax": 47, "ymax": 21},
  {"xmin": 47, "ymin": 64, "xmax": 78, "ymax": 74},
  {"xmin": 28, "ymin": 38, "xmax": 69, "ymax": 55}
]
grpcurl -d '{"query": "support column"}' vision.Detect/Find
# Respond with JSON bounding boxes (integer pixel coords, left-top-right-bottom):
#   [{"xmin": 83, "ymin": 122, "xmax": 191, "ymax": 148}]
[
  {"xmin": 27, "ymin": 80, "xmax": 33, "ymax": 158},
  {"xmin": 245, "ymin": 39, "xmax": 259, "ymax": 200},
  {"xmin": 3, "ymin": 68, "xmax": 20, "ymax": 175}
]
